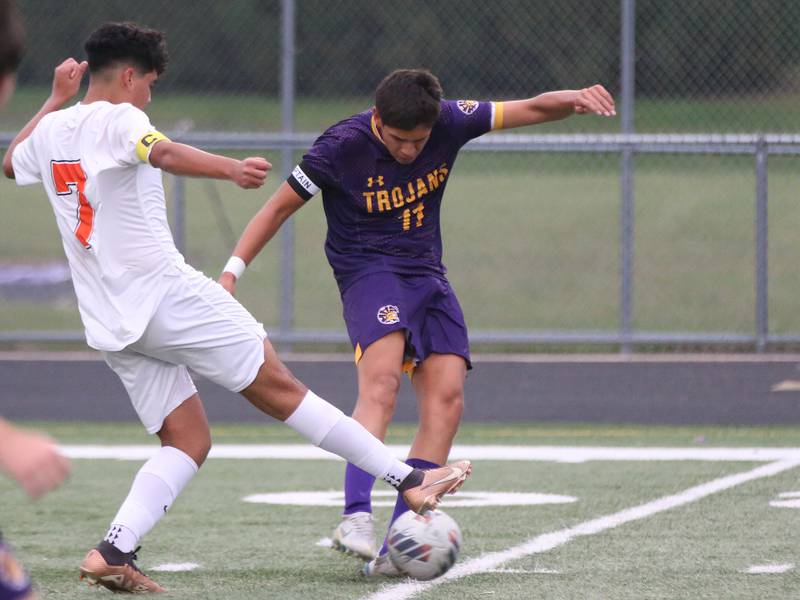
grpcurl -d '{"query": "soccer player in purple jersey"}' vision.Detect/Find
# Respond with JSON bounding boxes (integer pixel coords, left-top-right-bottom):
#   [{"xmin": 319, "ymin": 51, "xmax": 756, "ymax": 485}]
[{"xmin": 220, "ymin": 69, "xmax": 615, "ymax": 577}]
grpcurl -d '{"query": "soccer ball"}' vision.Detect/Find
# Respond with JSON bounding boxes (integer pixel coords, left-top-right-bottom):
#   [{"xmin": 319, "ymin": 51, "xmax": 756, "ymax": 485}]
[{"xmin": 386, "ymin": 510, "xmax": 462, "ymax": 580}]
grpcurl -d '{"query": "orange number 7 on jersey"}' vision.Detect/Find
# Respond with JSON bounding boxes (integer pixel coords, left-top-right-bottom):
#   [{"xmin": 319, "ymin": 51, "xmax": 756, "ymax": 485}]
[{"xmin": 51, "ymin": 160, "xmax": 94, "ymax": 249}]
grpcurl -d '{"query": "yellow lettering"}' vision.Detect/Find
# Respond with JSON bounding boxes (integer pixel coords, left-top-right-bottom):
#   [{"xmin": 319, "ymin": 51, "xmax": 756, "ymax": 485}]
[
  {"xmin": 413, "ymin": 203, "xmax": 425, "ymax": 227},
  {"xmin": 363, "ymin": 191, "xmax": 375, "ymax": 213},
  {"xmin": 405, "ymin": 181, "xmax": 416, "ymax": 203},
  {"xmin": 377, "ymin": 190, "xmax": 391, "ymax": 212},
  {"xmin": 427, "ymin": 171, "xmax": 439, "ymax": 191},
  {"xmin": 438, "ymin": 163, "xmax": 449, "ymax": 182},
  {"xmin": 416, "ymin": 178, "xmax": 428, "ymax": 199},
  {"xmin": 400, "ymin": 208, "xmax": 411, "ymax": 231},
  {"xmin": 391, "ymin": 187, "xmax": 405, "ymax": 209}
]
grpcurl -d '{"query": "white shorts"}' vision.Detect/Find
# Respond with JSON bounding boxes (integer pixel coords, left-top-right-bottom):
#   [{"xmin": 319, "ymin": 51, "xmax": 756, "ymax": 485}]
[{"xmin": 103, "ymin": 269, "xmax": 267, "ymax": 434}]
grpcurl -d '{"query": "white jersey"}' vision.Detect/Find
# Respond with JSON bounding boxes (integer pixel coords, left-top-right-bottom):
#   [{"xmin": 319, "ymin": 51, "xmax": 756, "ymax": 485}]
[{"xmin": 12, "ymin": 101, "xmax": 191, "ymax": 351}]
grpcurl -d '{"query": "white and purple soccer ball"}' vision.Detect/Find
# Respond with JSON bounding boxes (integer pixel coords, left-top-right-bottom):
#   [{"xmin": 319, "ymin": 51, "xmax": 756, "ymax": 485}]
[{"xmin": 387, "ymin": 510, "xmax": 462, "ymax": 580}]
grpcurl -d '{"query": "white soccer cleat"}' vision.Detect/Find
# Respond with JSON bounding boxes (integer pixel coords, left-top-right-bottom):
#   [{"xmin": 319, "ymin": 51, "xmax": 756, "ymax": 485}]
[
  {"xmin": 331, "ymin": 512, "xmax": 377, "ymax": 560},
  {"xmin": 360, "ymin": 552, "xmax": 402, "ymax": 578}
]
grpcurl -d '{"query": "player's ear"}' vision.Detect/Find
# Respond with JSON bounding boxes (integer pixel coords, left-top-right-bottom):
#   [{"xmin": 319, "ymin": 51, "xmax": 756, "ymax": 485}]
[
  {"xmin": 121, "ymin": 66, "xmax": 136, "ymax": 90},
  {"xmin": 373, "ymin": 109, "xmax": 383, "ymax": 129}
]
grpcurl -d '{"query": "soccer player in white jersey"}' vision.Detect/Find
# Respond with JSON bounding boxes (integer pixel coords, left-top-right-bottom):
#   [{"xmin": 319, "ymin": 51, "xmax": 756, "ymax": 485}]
[{"xmin": 2, "ymin": 22, "xmax": 471, "ymax": 594}]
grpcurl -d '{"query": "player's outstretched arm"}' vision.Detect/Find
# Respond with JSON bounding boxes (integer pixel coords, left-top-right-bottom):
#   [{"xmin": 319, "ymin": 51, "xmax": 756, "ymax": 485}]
[
  {"xmin": 499, "ymin": 85, "xmax": 616, "ymax": 130},
  {"xmin": 148, "ymin": 141, "xmax": 271, "ymax": 189},
  {"xmin": 2, "ymin": 58, "xmax": 87, "ymax": 179},
  {"xmin": 218, "ymin": 181, "xmax": 305, "ymax": 295},
  {"xmin": 0, "ymin": 418, "xmax": 70, "ymax": 499}
]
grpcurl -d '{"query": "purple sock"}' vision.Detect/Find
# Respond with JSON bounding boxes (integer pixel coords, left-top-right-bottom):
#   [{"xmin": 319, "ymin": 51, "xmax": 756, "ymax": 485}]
[
  {"xmin": 379, "ymin": 457, "xmax": 440, "ymax": 556},
  {"xmin": 343, "ymin": 463, "xmax": 376, "ymax": 515}
]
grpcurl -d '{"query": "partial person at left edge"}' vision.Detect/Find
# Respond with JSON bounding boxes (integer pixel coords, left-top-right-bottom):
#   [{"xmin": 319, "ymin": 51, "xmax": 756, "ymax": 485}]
[{"xmin": 0, "ymin": 3, "xmax": 72, "ymax": 600}]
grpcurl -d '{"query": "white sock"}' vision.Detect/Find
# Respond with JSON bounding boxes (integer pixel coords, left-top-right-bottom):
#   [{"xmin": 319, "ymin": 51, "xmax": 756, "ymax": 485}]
[
  {"xmin": 285, "ymin": 390, "xmax": 414, "ymax": 487},
  {"xmin": 104, "ymin": 446, "xmax": 198, "ymax": 552}
]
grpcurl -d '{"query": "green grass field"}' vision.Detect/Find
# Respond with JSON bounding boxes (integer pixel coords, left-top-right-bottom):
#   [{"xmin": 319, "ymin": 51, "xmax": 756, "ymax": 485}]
[
  {"xmin": 1, "ymin": 151, "xmax": 798, "ymax": 340},
  {"xmin": 3, "ymin": 422, "xmax": 800, "ymax": 599},
  {"xmin": 2, "ymin": 91, "xmax": 799, "ymax": 343}
]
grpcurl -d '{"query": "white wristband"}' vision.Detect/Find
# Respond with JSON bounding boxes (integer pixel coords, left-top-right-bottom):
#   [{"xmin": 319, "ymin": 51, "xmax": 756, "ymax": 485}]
[{"xmin": 222, "ymin": 256, "xmax": 246, "ymax": 279}]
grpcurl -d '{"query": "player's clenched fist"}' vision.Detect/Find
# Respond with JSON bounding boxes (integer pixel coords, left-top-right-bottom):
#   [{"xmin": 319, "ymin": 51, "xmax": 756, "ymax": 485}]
[
  {"xmin": 51, "ymin": 58, "xmax": 88, "ymax": 105},
  {"xmin": 573, "ymin": 84, "xmax": 616, "ymax": 117},
  {"xmin": 0, "ymin": 421, "xmax": 70, "ymax": 500},
  {"xmin": 233, "ymin": 156, "xmax": 271, "ymax": 189}
]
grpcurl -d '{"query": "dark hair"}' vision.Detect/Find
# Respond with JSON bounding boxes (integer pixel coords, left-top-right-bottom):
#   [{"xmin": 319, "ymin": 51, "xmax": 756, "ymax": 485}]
[
  {"xmin": 0, "ymin": 0, "xmax": 24, "ymax": 76},
  {"xmin": 375, "ymin": 69, "xmax": 443, "ymax": 130},
  {"xmin": 84, "ymin": 22, "xmax": 168, "ymax": 75}
]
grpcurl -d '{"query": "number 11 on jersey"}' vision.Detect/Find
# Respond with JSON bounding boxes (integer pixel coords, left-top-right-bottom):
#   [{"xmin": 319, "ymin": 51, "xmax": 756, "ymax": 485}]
[
  {"xmin": 51, "ymin": 160, "xmax": 94, "ymax": 249},
  {"xmin": 400, "ymin": 203, "xmax": 425, "ymax": 231}
]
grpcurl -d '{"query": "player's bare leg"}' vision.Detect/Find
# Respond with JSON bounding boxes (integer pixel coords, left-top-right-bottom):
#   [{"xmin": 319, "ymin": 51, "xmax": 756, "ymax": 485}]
[
  {"xmin": 155, "ymin": 394, "xmax": 212, "ymax": 465},
  {"xmin": 332, "ymin": 331, "xmax": 405, "ymax": 559},
  {"xmin": 408, "ymin": 353, "xmax": 466, "ymax": 464},
  {"xmin": 238, "ymin": 338, "xmax": 310, "ymax": 420},
  {"xmin": 248, "ymin": 334, "xmax": 389, "ymax": 561},
  {"xmin": 351, "ymin": 331, "xmax": 406, "ymax": 438},
  {"xmin": 363, "ymin": 353, "xmax": 467, "ymax": 577},
  {"xmin": 241, "ymin": 338, "xmax": 468, "ymax": 515},
  {"xmin": 80, "ymin": 395, "xmax": 210, "ymax": 593}
]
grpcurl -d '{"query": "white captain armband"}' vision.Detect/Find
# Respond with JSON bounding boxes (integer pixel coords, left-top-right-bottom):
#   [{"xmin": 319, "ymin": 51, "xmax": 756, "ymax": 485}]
[
  {"xmin": 135, "ymin": 131, "xmax": 170, "ymax": 163},
  {"xmin": 222, "ymin": 256, "xmax": 247, "ymax": 279},
  {"xmin": 287, "ymin": 163, "xmax": 321, "ymax": 200}
]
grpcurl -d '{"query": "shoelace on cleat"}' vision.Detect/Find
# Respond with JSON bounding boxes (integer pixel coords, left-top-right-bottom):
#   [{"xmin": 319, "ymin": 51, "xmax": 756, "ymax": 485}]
[{"xmin": 126, "ymin": 546, "xmax": 144, "ymax": 574}]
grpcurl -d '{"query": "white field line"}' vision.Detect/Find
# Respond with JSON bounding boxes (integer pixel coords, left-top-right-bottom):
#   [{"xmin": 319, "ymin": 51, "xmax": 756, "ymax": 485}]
[
  {"xmin": 772, "ymin": 380, "xmax": 800, "ymax": 392},
  {"xmin": 360, "ymin": 458, "xmax": 800, "ymax": 600},
  {"xmin": 743, "ymin": 563, "xmax": 794, "ymax": 574},
  {"xmin": 150, "ymin": 562, "xmax": 200, "ymax": 572},
  {"xmin": 58, "ymin": 444, "xmax": 800, "ymax": 462}
]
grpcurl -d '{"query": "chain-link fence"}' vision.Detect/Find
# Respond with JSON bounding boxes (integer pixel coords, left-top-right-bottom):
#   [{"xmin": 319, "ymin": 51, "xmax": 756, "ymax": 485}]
[{"xmin": 1, "ymin": 0, "xmax": 799, "ymax": 351}]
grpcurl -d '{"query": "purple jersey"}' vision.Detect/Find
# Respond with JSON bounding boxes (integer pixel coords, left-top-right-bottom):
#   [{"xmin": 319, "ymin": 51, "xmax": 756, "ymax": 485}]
[{"xmin": 287, "ymin": 99, "xmax": 502, "ymax": 291}]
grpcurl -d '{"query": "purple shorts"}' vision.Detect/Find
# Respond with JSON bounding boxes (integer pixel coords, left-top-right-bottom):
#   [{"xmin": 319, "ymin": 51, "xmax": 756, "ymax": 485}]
[
  {"xmin": 0, "ymin": 538, "xmax": 32, "ymax": 600},
  {"xmin": 341, "ymin": 272, "xmax": 471, "ymax": 370}
]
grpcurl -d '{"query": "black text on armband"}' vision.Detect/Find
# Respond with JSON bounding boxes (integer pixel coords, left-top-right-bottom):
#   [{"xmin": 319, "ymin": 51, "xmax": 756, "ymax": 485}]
[{"xmin": 291, "ymin": 165, "xmax": 321, "ymax": 198}]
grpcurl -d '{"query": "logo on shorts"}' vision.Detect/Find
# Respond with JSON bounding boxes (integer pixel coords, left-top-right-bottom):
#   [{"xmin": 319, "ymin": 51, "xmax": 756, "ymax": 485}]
[
  {"xmin": 457, "ymin": 100, "xmax": 479, "ymax": 115},
  {"xmin": 377, "ymin": 305, "xmax": 400, "ymax": 325}
]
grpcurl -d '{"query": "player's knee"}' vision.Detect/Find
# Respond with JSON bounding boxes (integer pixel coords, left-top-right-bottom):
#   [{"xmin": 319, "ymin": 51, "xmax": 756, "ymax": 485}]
[
  {"xmin": 442, "ymin": 389, "xmax": 464, "ymax": 419},
  {"xmin": 427, "ymin": 388, "xmax": 464, "ymax": 423},
  {"xmin": 260, "ymin": 355, "xmax": 305, "ymax": 395},
  {"xmin": 361, "ymin": 373, "xmax": 401, "ymax": 412},
  {"xmin": 193, "ymin": 432, "xmax": 212, "ymax": 466},
  {"xmin": 158, "ymin": 423, "xmax": 212, "ymax": 467}
]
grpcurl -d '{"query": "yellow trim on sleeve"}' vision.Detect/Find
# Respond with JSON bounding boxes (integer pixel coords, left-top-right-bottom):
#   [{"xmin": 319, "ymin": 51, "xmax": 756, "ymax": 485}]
[
  {"xmin": 135, "ymin": 131, "xmax": 170, "ymax": 163},
  {"xmin": 492, "ymin": 102, "xmax": 505, "ymax": 130}
]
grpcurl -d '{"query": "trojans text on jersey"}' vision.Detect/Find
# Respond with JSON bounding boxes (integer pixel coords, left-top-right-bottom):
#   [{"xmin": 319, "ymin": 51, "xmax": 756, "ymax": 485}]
[{"xmin": 361, "ymin": 163, "xmax": 449, "ymax": 214}]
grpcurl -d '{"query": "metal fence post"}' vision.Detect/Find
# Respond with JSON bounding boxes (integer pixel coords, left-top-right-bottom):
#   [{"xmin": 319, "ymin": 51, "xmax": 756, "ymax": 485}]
[
  {"xmin": 619, "ymin": 0, "xmax": 636, "ymax": 353},
  {"xmin": 280, "ymin": 0, "xmax": 296, "ymax": 348},
  {"xmin": 755, "ymin": 136, "xmax": 769, "ymax": 352},
  {"xmin": 172, "ymin": 175, "xmax": 185, "ymax": 254}
]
